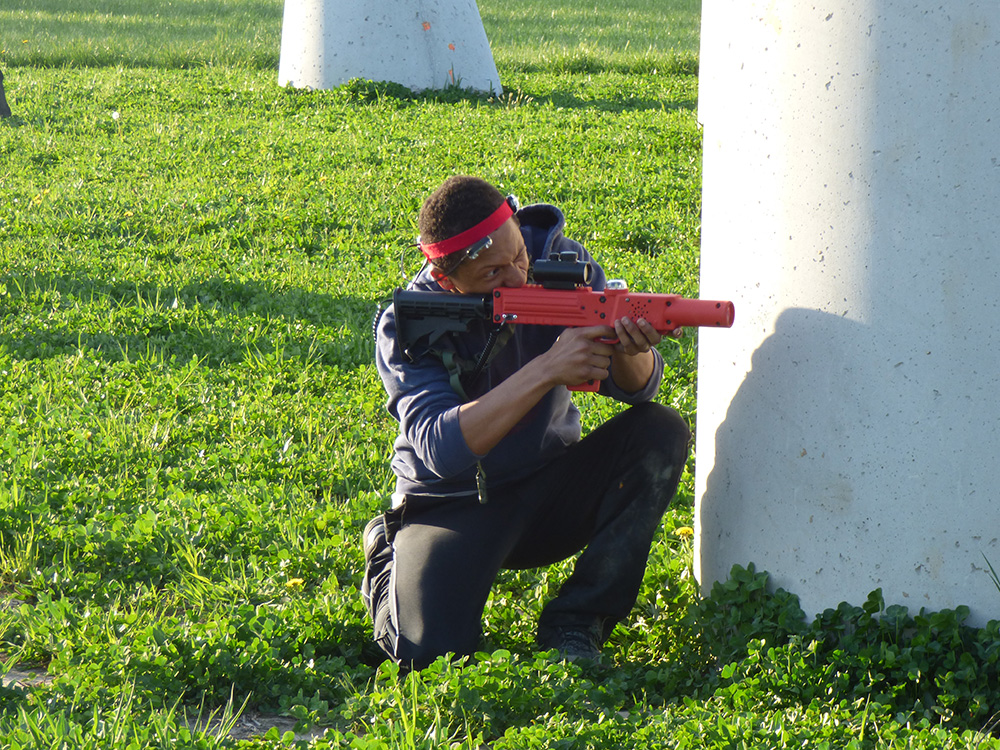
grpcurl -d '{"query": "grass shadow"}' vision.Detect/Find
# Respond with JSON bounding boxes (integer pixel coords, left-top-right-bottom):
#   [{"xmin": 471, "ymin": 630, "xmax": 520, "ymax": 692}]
[
  {"xmin": 0, "ymin": 269, "xmax": 378, "ymax": 369},
  {"xmin": 321, "ymin": 76, "xmax": 697, "ymax": 114}
]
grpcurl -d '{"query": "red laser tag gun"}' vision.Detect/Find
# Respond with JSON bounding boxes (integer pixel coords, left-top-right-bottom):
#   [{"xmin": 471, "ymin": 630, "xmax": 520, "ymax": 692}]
[{"xmin": 393, "ymin": 251, "xmax": 735, "ymax": 391}]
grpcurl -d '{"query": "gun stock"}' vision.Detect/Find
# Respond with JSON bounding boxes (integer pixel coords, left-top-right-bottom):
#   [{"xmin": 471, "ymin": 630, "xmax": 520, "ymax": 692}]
[{"xmin": 392, "ymin": 288, "xmax": 489, "ymax": 357}]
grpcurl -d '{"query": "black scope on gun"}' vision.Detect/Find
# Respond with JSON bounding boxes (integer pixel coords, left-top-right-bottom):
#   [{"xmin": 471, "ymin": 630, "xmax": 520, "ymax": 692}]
[{"xmin": 531, "ymin": 251, "xmax": 593, "ymax": 289}]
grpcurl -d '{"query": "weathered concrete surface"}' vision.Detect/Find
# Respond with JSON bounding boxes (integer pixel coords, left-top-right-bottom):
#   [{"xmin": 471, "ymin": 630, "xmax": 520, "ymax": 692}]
[
  {"xmin": 279, "ymin": 0, "xmax": 502, "ymax": 93},
  {"xmin": 695, "ymin": 1, "xmax": 1000, "ymax": 625}
]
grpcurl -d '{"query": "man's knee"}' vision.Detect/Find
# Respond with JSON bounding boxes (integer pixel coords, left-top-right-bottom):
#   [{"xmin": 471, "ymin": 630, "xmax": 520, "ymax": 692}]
[
  {"xmin": 627, "ymin": 402, "xmax": 691, "ymax": 465},
  {"xmin": 390, "ymin": 629, "xmax": 479, "ymax": 671}
]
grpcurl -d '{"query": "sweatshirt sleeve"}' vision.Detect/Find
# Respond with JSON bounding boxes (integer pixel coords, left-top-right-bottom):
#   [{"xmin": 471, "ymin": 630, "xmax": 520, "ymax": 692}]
[{"xmin": 600, "ymin": 347, "xmax": 665, "ymax": 403}]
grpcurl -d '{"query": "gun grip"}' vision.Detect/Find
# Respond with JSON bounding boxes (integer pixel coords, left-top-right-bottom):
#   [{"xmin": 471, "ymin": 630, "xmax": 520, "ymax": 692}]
[{"xmin": 566, "ymin": 334, "xmax": 617, "ymax": 390}]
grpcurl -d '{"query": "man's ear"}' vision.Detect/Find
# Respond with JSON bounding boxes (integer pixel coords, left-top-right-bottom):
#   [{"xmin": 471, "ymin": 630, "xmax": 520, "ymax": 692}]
[{"xmin": 430, "ymin": 267, "xmax": 455, "ymax": 290}]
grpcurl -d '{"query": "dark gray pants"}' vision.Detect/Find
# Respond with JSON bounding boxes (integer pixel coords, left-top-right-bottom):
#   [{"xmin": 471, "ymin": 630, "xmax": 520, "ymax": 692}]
[{"xmin": 365, "ymin": 401, "xmax": 690, "ymax": 668}]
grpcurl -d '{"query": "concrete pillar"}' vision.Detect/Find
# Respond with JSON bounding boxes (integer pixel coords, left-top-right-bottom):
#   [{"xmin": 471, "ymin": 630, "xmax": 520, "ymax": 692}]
[
  {"xmin": 278, "ymin": 0, "xmax": 502, "ymax": 94},
  {"xmin": 695, "ymin": 1, "xmax": 1000, "ymax": 625}
]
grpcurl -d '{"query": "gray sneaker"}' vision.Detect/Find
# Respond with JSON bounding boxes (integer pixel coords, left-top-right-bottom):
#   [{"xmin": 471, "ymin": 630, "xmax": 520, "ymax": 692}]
[{"xmin": 539, "ymin": 628, "xmax": 602, "ymax": 662}]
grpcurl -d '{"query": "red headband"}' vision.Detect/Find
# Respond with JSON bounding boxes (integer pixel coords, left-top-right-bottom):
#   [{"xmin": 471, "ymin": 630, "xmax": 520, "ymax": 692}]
[{"xmin": 419, "ymin": 200, "xmax": 515, "ymax": 260}]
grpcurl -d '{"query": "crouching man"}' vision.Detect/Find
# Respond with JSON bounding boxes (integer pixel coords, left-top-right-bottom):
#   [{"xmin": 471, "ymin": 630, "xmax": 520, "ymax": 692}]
[{"xmin": 364, "ymin": 175, "xmax": 690, "ymax": 668}]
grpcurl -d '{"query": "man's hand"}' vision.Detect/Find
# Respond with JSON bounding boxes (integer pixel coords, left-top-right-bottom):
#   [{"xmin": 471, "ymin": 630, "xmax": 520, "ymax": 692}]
[
  {"xmin": 542, "ymin": 325, "xmax": 618, "ymax": 388},
  {"xmin": 612, "ymin": 316, "xmax": 664, "ymax": 356},
  {"xmin": 607, "ymin": 316, "xmax": 678, "ymax": 393}
]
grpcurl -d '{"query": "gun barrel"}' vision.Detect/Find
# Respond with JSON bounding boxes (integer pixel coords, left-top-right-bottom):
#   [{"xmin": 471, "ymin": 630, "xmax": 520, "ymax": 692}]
[
  {"xmin": 492, "ymin": 286, "xmax": 735, "ymax": 331},
  {"xmin": 654, "ymin": 296, "xmax": 736, "ymax": 329}
]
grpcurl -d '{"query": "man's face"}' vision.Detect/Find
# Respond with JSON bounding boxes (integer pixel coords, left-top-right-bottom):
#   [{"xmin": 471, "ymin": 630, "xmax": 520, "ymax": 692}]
[{"xmin": 444, "ymin": 217, "xmax": 529, "ymax": 294}]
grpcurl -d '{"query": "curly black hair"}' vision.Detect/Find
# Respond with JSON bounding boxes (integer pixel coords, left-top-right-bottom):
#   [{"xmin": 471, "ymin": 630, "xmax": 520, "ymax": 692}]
[{"xmin": 418, "ymin": 176, "xmax": 507, "ymax": 273}]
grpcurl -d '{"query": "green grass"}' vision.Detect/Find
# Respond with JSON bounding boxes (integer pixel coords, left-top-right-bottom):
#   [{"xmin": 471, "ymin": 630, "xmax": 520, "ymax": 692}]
[
  {"xmin": 2, "ymin": 1, "xmax": 1000, "ymax": 748},
  {"xmin": 1, "ymin": 0, "xmax": 698, "ymax": 71},
  {"xmin": 1, "ymin": 0, "xmax": 282, "ymax": 68}
]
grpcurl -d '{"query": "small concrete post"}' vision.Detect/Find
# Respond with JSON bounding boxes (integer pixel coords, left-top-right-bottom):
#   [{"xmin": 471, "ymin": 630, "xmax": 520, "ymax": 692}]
[
  {"xmin": 0, "ymin": 70, "xmax": 12, "ymax": 118},
  {"xmin": 695, "ymin": 1, "xmax": 1000, "ymax": 625},
  {"xmin": 278, "ymin": 0, "xmax": 502, "ymax": 94}
]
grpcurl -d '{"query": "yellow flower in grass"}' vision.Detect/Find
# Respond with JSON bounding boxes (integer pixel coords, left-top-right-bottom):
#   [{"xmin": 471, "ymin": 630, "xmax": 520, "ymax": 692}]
[
  {"xmin": 285, "ymin": 578, "xmax": 305, "ymax": 589},
  {"xmin": 675, "ymin": 526, "xmax": 694, "ymax": 540}
]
